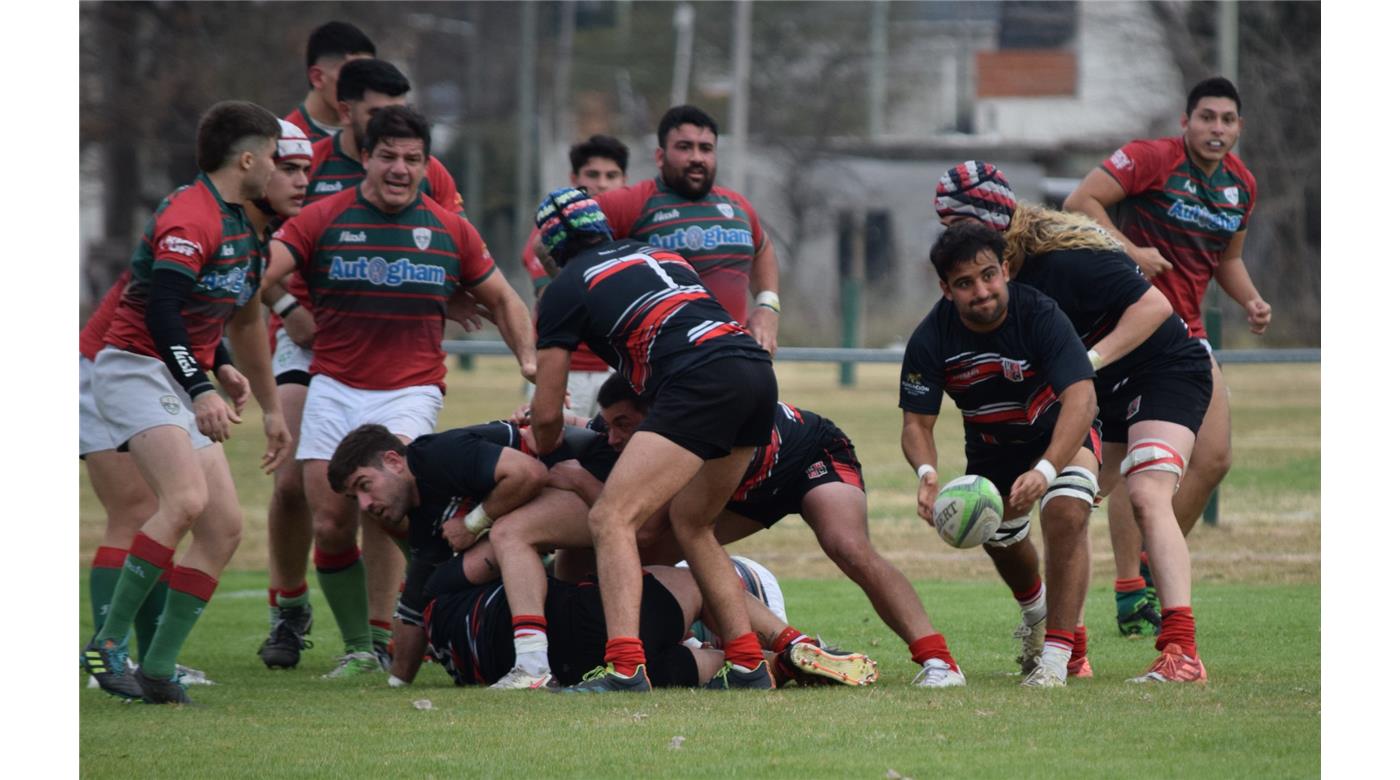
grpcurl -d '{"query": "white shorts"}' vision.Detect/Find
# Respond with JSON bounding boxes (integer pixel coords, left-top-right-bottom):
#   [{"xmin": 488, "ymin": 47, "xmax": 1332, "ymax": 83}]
[
  {"xmin": 273, "ymin": 327, "xmax": 314, "ymax": 381},
  {"xmin": 79, "ymin": 355, "xmax": 123, "ymax": 456},
  {"xmin": 296, "ymin": 374, "xmax": 443, "ymax": 461},
  {"xmin": 526, "ymin": 369, "xmax": 613, "ymax": 420},
  {"xmin": 91, "ymin": 347, "xmax": 215, "ymax": 451}
]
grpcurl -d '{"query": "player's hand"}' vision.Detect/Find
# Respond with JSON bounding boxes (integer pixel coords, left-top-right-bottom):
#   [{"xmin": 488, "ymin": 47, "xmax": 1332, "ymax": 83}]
[
  {"xmin": 193, "ymin": 389, "xmax": 239, "ymax": 442},
  {"xmin": 1245, "ymin": 297, "xmax": 1272, "ymax": 334},
  {"xmin": 446, "ymin": 288, "xmax": 492, "ymax": 331},
  {"xmin": 440, "ymin": 517, "xmax": 479, "ymax": 553},
  {"xmin": 261, "ymin": 411, "xmax": 293, "ymax": 474},
  {"xmin": 916, "ymin": 472, "xmax": 940, "ymax": 524},
  {"xmin": 215, "ymin": 364, "xmax": 251, "ymax": 415},
  {"xmin": 519, "ymin": 359, "xmax": 538, "ymax": 383},
  {"xmin": 283, "ymin": 306, "xmax": 317, "ymax": 348},
  {"xmin": 746, "ymin": 306, "xmax": 779, "ymax": 355},
  {"xmin": 1129, "ymin": 245, "xmax": 1173, "ymax": 278},
  {"xmin": 1008, "ymin": 470, "xmax": 1049, "ymax": 515}
]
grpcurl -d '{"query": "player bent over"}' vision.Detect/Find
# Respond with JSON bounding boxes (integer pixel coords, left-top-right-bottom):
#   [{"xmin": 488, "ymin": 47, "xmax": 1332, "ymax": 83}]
[
  {"xmin": 900, "ymin": 222, "xmax": 1099, "ymax": 687},
  {"xmin": 81, "ymin": 101, "xmax": 292, "ymax": 704},
  {"xmin": 529, "ymin": 187, "xmax": 779, "ymax": 691}
]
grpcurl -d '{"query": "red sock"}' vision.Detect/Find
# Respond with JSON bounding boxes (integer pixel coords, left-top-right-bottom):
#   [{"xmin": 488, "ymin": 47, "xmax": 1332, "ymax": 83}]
[
  {"xmin": 1071, "ymin": 624, "xmax": 1088, "ymax": 663},
  {"xmin": 281, "ymin": 582, "xmax": 309, "ymax": 600},
  {"xmin": 1115, "ymin": 576, "xmax": 1147, "ymax": 593},
  {"xmin": 512, "ymin": 614, "xmax": 547, "ymax": 636},
  {"xmin": 1045, "ymin": 629, "xmax": 1074, "ymax": 654},
  {"xmin": 604, "ymin": 637, "xmax": 647, "ymax": 677},
  {"xmin": 1158, "ymin": 607, "xmax": 1197, "ymax": 657},
  {"xmin": 1139, "ymin": 550, "xmax": 1151, "ymax": 567},
  {"xmin": 769, "ymin": 626, "xmax": 815, "ymax": 653},
  {"xmin": 267, "ymin": 589, "xmax": 278, "ymax": 607},
  {"xmin": 908, "ymin": 633, "xmax": 959, "ymax": 671},
  {"xmin": 1013, "ymin": 579, "xmax": 1043, "ymax": 606},
  {"xmin": 92, "ymin": 546, "xmax": 127, "ymax": 570},
  {"xmin": 723, "ymin": 632, "xmax": 766, "ymax": 670}
]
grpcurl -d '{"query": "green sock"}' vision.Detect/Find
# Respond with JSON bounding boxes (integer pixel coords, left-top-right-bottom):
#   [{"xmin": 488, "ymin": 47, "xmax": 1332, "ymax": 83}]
[
  {"xmin": 89, "ymin": 562, "xmax": 122, "ymax": 638},
  {"xmin": 275, "ymin": 587, "xmax": 310, "ymax": 610},
  {"xmin": 134, "ymin": 579, "xmax": 169, "ymax": 661},
  {"xmin": 141, "ymin": 587, "xmax": 210, "ymax": 680},
  {"xmin": 316, "ymin": 559, "xmax": 372, "ymax": 653},
  {"xmin": 96, "ymin": 543, "xmax": 172, "ymax": 644},
  {"xmin": 370, "ymin": 622, "xmax": 392, "ymax": 649}
]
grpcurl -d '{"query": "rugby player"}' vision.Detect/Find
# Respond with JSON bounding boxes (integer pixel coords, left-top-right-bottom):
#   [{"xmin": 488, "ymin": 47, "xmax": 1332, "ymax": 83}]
[
  {"xmin": 561, "ymin": 374, "xmax": 964, "ymax": 687},
  {"xmin": 521, "ymin": 135, "xmax": 631, "ymax": 418},
  {"xmin": 591, "ymin": 105, "xmax": 781, "ymax": 354},
  {"xmin": 1064, "ymin": 77, "xmax": 1268, "ymax": 633},
  {"xmin": 936, "ymin": 162, "xmax": 1213, "ymax": 683},
  {"xmin": 81, "ymin": 101, "xmax": 292, "ymax": 704},
  {"xmin": 900, "ymin": 220, "xmax": 1100, "ymax": 687},
  {"xmin": 529, "ymin": 187, "xmax": 779, "ymax": 691},
  {"xmin": 262, "ymin": 106, "xmax": 536, "ymax": 679},
  {"xmin": 283, "ymin": 21, "xmax": 376, "ymax": 143}
]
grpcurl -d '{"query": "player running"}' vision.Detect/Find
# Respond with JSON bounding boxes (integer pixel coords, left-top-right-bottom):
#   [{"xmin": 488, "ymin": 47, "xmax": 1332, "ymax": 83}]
[
  {"xmin": 262, "ymin": 106, "xmax": 535, "ymax": 679},
  {"xmin": 900, "ymin": 220, "xmax": 1101, "ymax": 688},
  {"xmin": 1064, "ymin": 77, "xmax": 1268, "ymax": 632},
  {"xmin": 935, "ymin": 162, "xmax": 1214, "ymax": 683},
  {"xmin": 529, "ymin": 187, "xmax": 780, "ymax": 691},
  {"xmin": 283, "ymin": 21, "xmax": 376, "ymax": 143},
  {"xmin": 592, "ymin": 105, "xmax": 781, "ymax": 354},
  {"xmin": 81, "ymin": 101, "xmax": 292, "ymax": 704}
]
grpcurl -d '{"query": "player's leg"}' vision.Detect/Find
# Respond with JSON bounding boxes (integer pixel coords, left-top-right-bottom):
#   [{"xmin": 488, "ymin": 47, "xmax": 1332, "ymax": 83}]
[
  {"xmin": 1171, "ymin": 357, "xmax": 1231, "ymax": 536},
  {"xmin": 261, "ymin": 379, "xmax": 313, "ymax": 668},
  {"xmin": 638, "ymin": 510, "xmax": 764, "ymax": 565},
  {"xmin": 1024, "ymin": 448, "xmax": 1098, "ymax": 687},
  {"xmin": 488, "ymin": 487, "xmax": 594, "ymax": 688},
  {"xmin": 303, "ymin": 457, "xmax": 376, "ymax": 676},
  {"xmin": 84, "ymin": 450, "xmax": 161, "ymax": 658}
]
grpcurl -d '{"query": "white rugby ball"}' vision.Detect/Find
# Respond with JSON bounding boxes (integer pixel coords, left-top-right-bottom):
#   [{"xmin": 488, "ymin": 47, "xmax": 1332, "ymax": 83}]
[{"xmin": 932, "ymin": 475, "xmax": 1004, "ymax": 549}]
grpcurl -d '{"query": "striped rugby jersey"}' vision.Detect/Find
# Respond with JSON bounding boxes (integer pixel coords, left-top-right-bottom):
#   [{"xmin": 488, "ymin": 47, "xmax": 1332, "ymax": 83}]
[
  {"xmin": 593, "ymin": 177, "xmax": 767, "ymax": 322},
  {"xmin": 899, "ymin": 284, "xmax": 1093, "ymax": 446},
  {"xmin": 283, "ymin": 103, "xmax": 335, "ymax": 144},
  {"xmin": 272, "ymin": 187, "xmax": 498, "ymax": 391},
  {"xmin": 105, "ymin": 173, "xmax": 263, "ymax": 369},
  {"xmin": 730, "ymin": 402, "xmax": 861, "ymax": 503},
  {"xmin": 1100, "ymin": 136, "xmax": 1257, "ymax": 338},
  {"xmin": 81, "ymin": 270, "xmax": 130, "ymax": 360}
]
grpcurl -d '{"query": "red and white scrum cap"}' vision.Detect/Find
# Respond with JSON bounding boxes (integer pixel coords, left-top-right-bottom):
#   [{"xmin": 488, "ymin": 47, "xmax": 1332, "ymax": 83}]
[
  {"xmin": 933, "ymin": 160, "xmax": 1017, "ymax": 231},
  {"xmin": 276, "ymin": 119, "xmax": 312, "ymax": 162}
]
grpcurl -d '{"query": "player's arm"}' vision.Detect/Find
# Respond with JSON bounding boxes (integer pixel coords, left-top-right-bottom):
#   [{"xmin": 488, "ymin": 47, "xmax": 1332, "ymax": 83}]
[
  {"xmin": 468, "ymin": 271, "xmax": 537, "ymax": 382},
  {"xmin": 226, "ymin": 296, "xmax": 292, "ymax": 474},
  {"xmin": 260, "ymin": 277, "xmax": 316, "ymax": 348},
  {"xmin": 145, "ymin": 267, "xmax": 240, "ymax": 442},
  {"xmin": 528, "ymin": 347, "xmax": 572, "ymax": 456},
  {"xmin": 900, "ymin": 411, "xmax": 941, "ymax": 524},
  {"xmin": 1087, "ymin": 285, "xmax": 1173, "ymax": 371},
  {"xmin": 388, "ymin": 552, "xmax": 436, "ymax": 686},
  {"xmin": 1008, "ymin": 379, "xmax": 1095, "ymax": 513},
  {"xmin": 1213, "ymin": 230, "xmax": 1271, "ymax": 334},
  {"xmin": 262, "ymin": 239, "xmax": 299, "ymax": 291},
  {"xmin": 1064, "ymin": 169, "xmax": 1172, "ymax": 277},
  {"xmin": 746, "ymin": 237, "xmax": 780, "ymax": 355},
  {"xmin": 547, "ymin": 459, "xmax": 606, "ymax": 506},
  {"xmin": 388, "ymin": 620, "xmax": 428, "ymax": 686}
]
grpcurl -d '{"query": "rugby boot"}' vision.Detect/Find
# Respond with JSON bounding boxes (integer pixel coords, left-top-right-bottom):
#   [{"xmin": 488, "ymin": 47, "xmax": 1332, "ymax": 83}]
[
  {"xmin": 81, "ymin": 638, "xmax": 142, "ymax": 700},
  {"xmin": 489, "ymin": 664, "xmax": 558, "ymax": 690},
  {"xmin": 1067, "ymin": 655, "xmax": 1094, "ymax": 679},
  {"xmin": 259, "ymin": 603, "xmax": 314, "ymax": 669},
  {"xmin": 786, "ymin": 642, "xmax": 879, "ymax": 686},
  {"xmin": 321, "ymin": 651, "xmax": 381, "ymax": 679},
  {"xmin": 1021, "ymin": 661, "xmax": 1068, "ymax": 688},
  {"xmin": 911, "ymin": 658, "xmax": 966, "ymax": 688},
  {"xmin": 1014, "ymin": 617, "xmax": 1046, "ymax": 674},
  {"xmin": 134, "ymin": 665, "xmax": 193, "ymax": 704},
  {"xmin": 1128, "ymin": 643, "xmax": 1208, "ymax": 684},
  {"xmin": 1116, "ymin": 591, "xmax": 1162, "ymax": 638},
  {"xmin": 560, "ymin": 664, "xmax": 652, "ymax": 693},
  {"xmin": 705, "ymin": 660, "xmax": 776, "ymax": 690}
]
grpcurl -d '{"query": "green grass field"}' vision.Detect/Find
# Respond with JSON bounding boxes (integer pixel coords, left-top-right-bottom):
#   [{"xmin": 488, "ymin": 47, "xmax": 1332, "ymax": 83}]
[{"xmin": 79, "ymin": 360, "xmax": 1321, "ymax": 778}]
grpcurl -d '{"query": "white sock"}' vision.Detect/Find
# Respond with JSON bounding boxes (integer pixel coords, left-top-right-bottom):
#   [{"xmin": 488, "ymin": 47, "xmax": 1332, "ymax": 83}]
[
  {"xmin": 513, "ymin": 630, "xmax": 550, "ymax": 675},
  {"xmin": 1018, "ymin": 583, "xmax": 1047, "ymax": 626},
  {"xmin": 1039, "ymin": 641, "xmax": 1071, "ymax": 679}
]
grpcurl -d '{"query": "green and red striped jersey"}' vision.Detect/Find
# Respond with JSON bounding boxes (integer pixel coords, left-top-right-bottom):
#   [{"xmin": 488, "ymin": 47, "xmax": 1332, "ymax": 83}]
[
  {"xmin": 283, "ymin": 103, "xmax": 335, "ymax": 144},
  {"xmin": 81, "ymin": 270, "xmax": 131, "ymax": 360},
  {"xmin": 1099, "ymin": 136, "xmax": 1257, "ymax": 338},
  {"xmin": 272, "ymin": 187, "xmax": 498, "ymax": 391},
  {"xmin": 593, "ymin": 177, "xmax": 767, "ymax": 322},
  {"xmin": 105, "ymin": 174, "xmax": 262, "ymax": 368},
  {"xmin": 304, "ymin": 132, "xmax": 465, "ymax": 217}
]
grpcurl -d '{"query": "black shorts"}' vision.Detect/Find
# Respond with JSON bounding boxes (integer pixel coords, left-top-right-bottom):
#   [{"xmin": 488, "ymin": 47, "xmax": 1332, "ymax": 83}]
[
  {"xmin": 965, "ymin": 424, "xmax": 1102, "ymax": 497},
  {"xmin": 1096, "ymin": 368, "xmax": 1213, "ymax": 443},
  {"xmin": 275, "ymin": 369, "xmax": 311, "ymax": 387},
  {"xmin": 727, "ymin": 427, "xmax": 866, "ymax": 528},
  {"xmin": 639, "ymin": 356, "xmax": 778, "ymax": 460},
  {"xmin": 545, "ymin": 573, "xmax": 696, "ymax": 687}
]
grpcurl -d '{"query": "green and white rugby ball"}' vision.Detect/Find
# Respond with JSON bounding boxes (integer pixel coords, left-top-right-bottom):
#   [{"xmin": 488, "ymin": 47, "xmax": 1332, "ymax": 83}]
[{"xmin": 932, "ymin": 475, "xmax": 1004, "ymax": 549}]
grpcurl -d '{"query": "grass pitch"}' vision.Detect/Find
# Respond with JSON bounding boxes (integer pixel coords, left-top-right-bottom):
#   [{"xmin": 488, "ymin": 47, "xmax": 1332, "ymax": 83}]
[{"xmin": 78, "ymin": 359, "xmax": 1320, "ymax": 777}]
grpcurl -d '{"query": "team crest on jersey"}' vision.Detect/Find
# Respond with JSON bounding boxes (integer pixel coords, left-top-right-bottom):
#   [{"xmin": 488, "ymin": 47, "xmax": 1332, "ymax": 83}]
[
  {"xmin": 160, "ymin": 395, "xmax": 181, "ymax": 415},
  {"xmin": 1109, "ymin": 149, "xmax": 1133, "ymax": 171},
  {"xmin": 806, "ymin": 461, "xmax": 828, "ymax": 480},
  {"xmin": 413, "ymin": 227, "xmax": 432, "ymax": 250},
  {"xmin": 717, "ymin": 203, "xmax": 734, "ymax": 219},
  {"xmin": 1223, "ymin": 186, "xmax": 1240, "ymax": 205},
  {"xmin": 1126, "ymin": 395, "xmax": 1142, "ymax": 420},
  {"xmin": 1001, "ymin": 359, "xmax": 1024, "ymax": 382},
  {"xmin": 1183, "ymin": 180, "xmax": 1197, "ymax": 195}
]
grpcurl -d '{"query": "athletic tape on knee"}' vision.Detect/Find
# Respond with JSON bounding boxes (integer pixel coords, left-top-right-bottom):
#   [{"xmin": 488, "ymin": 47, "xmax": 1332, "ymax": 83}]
[
  {"xmin": 1120, "ymin": 438, "xmax": 1186, "ymax": 490},
  {"xmin": 1041, "ymin": 466, "xmax": 1099, "ymax": 509},
  {"xmin": 985, "ymin": 514, "xmax": 1031, "ymax": 548}
]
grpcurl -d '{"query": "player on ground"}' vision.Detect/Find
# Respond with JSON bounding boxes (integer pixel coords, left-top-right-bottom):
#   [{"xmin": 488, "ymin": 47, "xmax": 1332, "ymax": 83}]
[
  {"xmin": 81, "ymin": 101, "xmax": 292, "ymax": 704},
  {"xmin": 592, "ymin": 106, "xmax": 780, "ymax": 354},
  {"xmin": 1064, "ymin": 77, "xmax": 1268, "ymax": 632},
  {"xmin": 262, "ymin": 106, "xmax": 536, "ymax": 679},
  {"xmin": 521, "ymin": 135, "xmax": 631, "ymax": 418},
  {"xmin": 529, "ymin": 187, "xmax": 780, "ymax": 691},
  {"xmin": 900, "ymin": 221, "xmax": 1100, "ymax": 687},
  {"xmin": 561, "ymin": 374, "xmax": 964, "ymax": 687},
  {"xmin": 283, "ymin": 21, "xmax": 376, "ymax": 143},
  {"xmin": 936, "ymin": 162, "xmax": 1214, "ymax": 683}
]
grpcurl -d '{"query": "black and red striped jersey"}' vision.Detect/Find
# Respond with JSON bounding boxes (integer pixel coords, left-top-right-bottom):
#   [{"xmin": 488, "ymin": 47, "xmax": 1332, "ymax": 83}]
[
  {"xmin": 730, "ymin": 402, "xmax": 859, "ymax": 502},
  {"xmin": 899, "ymin": 283, "xmax": 1093, "ymax": 445},
  {"xmin": 535, "ymin": 238, "xmax": 769, "ymax": 396}
]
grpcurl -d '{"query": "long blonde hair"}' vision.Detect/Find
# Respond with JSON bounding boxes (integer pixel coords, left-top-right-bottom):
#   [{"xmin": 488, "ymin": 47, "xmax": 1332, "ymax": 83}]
[{"xmin": 1003, "ymin": 203, "xmax": 1124, "ymax": 273}]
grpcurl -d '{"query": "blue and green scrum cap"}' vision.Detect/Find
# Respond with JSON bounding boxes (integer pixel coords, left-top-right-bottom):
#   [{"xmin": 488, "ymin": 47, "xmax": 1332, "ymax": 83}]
[{"xmin": 535, "ymin": 187, "xmax": 613, "ymax": 263}]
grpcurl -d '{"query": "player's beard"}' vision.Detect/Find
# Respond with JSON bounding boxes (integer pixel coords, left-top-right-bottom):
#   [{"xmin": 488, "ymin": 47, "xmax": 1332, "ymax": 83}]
[
  {"xmin": 661, "ymin": 160, "xmax": 716, "ymax": 200},
  {"xmin": 961, "ymin": 293, "xmax": 1007, "ymax": 328}
]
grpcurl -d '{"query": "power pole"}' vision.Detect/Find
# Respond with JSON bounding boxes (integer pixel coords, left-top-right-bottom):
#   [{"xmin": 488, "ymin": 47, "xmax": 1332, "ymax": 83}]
[
  {"xmin": 729, "ymin": 0, "xmax": 752, "ymax": 189},
  {"xmin": 671, "ymin": 2, "xmax": 695, "ymax": 107},
  {"xmin": 515, "ymin": 2, "xmax": 538, "ymax": 252}
]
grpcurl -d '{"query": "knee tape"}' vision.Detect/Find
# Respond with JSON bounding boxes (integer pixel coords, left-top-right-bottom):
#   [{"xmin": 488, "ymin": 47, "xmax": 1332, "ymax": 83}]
[
  {"xmin": 1041, "ymin": 466, "xmax": 1099, "ymax": 510},
  {"xmin": 985, "ymin": 514, "xmax": 1031, "ymax": 548},
  {"xmin": 1120, "ymin": 438, "xmax": 1186, "ymax": 490}
]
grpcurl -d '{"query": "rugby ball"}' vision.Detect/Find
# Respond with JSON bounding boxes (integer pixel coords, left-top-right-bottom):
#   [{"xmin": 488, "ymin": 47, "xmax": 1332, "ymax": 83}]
[{"xmin": 932, "ymin": 475, "xmax": 1003, "ymax": 549}]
